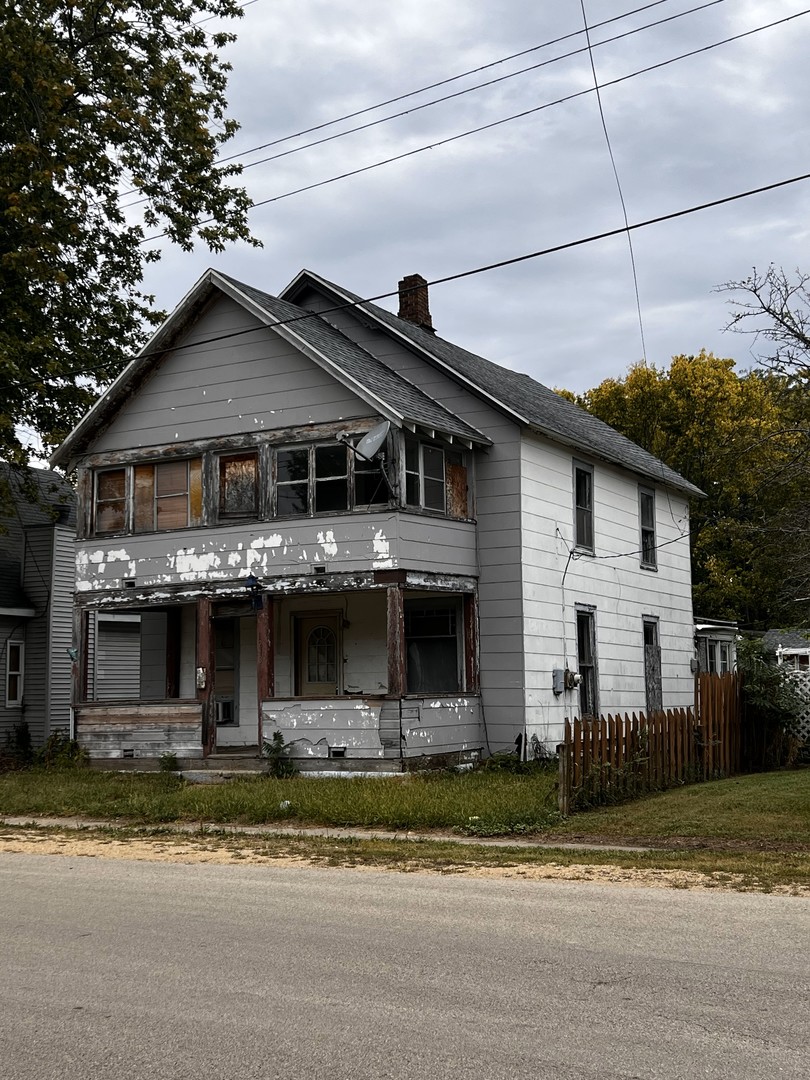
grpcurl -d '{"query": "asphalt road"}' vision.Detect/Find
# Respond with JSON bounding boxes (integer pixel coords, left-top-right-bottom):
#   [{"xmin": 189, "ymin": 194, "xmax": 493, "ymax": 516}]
[{"xmin": 0, "ymin": 854, "xmax": 807, "ymax": 1079}]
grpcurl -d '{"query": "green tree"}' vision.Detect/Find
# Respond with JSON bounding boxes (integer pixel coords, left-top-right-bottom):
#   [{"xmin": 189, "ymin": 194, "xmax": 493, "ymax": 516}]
[
  {"xmin": 1, "ymin": 0, "xmax": 258, "ymax": 462},
  {"xmin": 565, "ymin": 352, "xmax": 803, "ymax": 626}
]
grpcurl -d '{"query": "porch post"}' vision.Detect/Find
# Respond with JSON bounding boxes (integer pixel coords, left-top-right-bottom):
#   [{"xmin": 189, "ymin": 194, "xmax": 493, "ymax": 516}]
[
  {"xmin": 463, "ymin": 592, "xmax": 480, "ymax": 693},
  {"xmin": 256, "ymin": 595, "xmax": 275, "ymax": 747},
  {"xmin": 196, "ymin": 597, "xmax": 216, "ymax": 756},
  {"xmin": 386, "ymin": 584, "xmax": 406, "ymax": 697},
  {"xmin": 73, "ymin": 606, "xmax": 90, "ymax": 706}
]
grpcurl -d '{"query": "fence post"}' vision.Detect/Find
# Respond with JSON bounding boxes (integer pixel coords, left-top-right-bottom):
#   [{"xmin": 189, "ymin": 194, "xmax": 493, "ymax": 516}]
[{"xmin": 557, "ymin": 742, "xmax": 570, "ymax": 816}]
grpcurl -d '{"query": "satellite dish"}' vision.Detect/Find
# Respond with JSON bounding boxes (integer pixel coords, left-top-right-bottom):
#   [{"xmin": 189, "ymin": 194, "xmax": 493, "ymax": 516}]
[{"xmin": 354, "ymin": 420, "xmax": 391, "ymax": 462}]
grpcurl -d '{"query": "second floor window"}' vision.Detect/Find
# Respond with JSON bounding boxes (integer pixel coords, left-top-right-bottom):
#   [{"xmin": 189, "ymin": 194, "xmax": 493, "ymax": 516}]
[
  {"xmin": 574, "ymin": 462, "xmax": 594, "ymax": 551},
  {"xmin": 639, "ymin": 487, "xmax": 657, "ymax": 568},
  {"xmin": 405, "ymin": 438, "xmax": 446, "ymax": 512},
  {"xmin": 219, "ymin": 453, "xmax": 258, "ymax": 519},
  {"xmin": 135, "ymin": 459, "xmax": 202, "ymax": 532}
]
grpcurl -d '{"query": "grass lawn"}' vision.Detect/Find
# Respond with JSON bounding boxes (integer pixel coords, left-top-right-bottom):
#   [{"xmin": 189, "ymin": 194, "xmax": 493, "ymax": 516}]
[{"xmin": 1, "ymin": 766, "xmax": 807, "ymax": 892}]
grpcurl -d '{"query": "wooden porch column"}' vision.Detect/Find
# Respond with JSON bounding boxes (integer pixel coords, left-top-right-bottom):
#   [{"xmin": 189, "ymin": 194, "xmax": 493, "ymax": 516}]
[
  {"xmin": 463, "ymin": 592, "xmax": 480, "ymax": 693},
  {"xmin": 72, "ymin": 606, "xmax": 90, "ymax": 709},
  {"xmin": 256, "ymin": 595, "xmax": 275, "ymax": 747},
  {"xmin": 196, "ymin": 597, "xmax": 216, "ymax": 756},
  {"xmin": 386, "ymin": 584, "xmax": 406, "ymax": 697}
]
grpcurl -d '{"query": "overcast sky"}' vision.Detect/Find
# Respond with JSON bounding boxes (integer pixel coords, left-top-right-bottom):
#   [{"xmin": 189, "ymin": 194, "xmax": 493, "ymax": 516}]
[{"xmin": 141, "ymin": 0, "xmax": 810, "ymax": 395}]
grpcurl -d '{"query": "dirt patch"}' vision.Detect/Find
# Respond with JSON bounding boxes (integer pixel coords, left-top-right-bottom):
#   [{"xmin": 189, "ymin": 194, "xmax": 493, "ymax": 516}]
[{"xmin": 1, "ymin": 828, "xmax": 807, "ymax": 895}]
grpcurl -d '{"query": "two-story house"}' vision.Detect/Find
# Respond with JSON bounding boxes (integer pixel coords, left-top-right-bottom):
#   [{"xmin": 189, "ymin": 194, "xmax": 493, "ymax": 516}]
[
  {"xmin": 0, "ymin": 464, "xmax": 75, "ymax": 748},
  {"xmin": 50, "ymin": 269, "xmax": 703, "ymax": 766}
]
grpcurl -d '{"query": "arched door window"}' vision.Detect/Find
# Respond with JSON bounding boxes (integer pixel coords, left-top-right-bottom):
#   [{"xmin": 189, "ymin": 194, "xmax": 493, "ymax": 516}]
[{"xmin": 307, "ymin": 625, "xmax": 337, "ymax": 684}]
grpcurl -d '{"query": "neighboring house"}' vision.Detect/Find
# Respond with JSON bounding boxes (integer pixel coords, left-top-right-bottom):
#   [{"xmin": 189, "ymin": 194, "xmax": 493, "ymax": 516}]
[
  {"xmin": 50, "ymin": 269, "xmax": 703, "ymax": 765},
  {"xmin": 695, "ymin": 618, "xmax": 738, "ymax": 674},
  {"xmin": 0, "ymin": 464, "xmax": 76, "ymax": 747},
  {"xmin": 762, "ymin": 629, "xmax": 810, "ymax": 670}
]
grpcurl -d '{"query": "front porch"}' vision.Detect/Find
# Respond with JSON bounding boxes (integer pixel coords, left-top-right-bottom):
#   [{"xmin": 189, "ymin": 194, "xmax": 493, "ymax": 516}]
[{"xmin": 74, "ymin": 571, "xmax": 484, "ymax": 768}]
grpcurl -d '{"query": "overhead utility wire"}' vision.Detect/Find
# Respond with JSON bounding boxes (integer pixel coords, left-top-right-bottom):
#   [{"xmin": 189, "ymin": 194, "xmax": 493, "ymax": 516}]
[
  {"xmin": 121, "ymin": 0, "xmax": 727, "ymax": 211},
  {"xmin": 140, "ymin": 7, "xmax": 810, "ymax": 243},
  {"xmin": 580, "ymin": 0, "xmax": 648, "ymax": 362},
  {"xmin": 117, "ymin": 0, "xmax": 710, "ymax": 200},
  {"xmin": 218, "ymin": 0, "xmax": 693, "ymax": 165},
  {"xmin": 133, "ymin": 169, "xmax": 810, "ymax": 363}
]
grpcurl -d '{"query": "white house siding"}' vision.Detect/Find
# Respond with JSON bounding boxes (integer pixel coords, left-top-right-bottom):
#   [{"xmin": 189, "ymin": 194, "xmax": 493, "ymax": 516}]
[
  {"xmin": 88, "ymin": 296, "xmax": 371, "ymax": 454},
  {"xmin": 73, "ymin": 512, "xmax": 477, "ymax": 593},
  {"xmin": 47, "ymin": 526, "xmax": 75, "ymax": 733},
  {"xmin": 520, "ymin": 436, "xmax": 695, "ymax": 749},
  {"xmin": 273, "ymin": 591, "xmax": 388, "ymax": 697},
  {"xmin": 297, "ymin": 288, "xmax": 526, "ymax": 752}
]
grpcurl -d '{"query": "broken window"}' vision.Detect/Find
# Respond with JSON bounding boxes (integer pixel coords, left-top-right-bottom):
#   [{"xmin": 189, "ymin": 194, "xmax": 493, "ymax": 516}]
[
  {"xmin": 314, "ymin": 445, "xmax": 349, "ymax": 513},
  {"xmin": 219, "ymin": 452, "xmax": 258, "ymax": 519},
  {"xmin": 275, "ymin": 447, "xmax": 309, "ymax": 517},
  {"xmin": 405, "ymin": 600, "xmax": 461, "ymax": 693},
  {"xmin": 95, "ymin": 469, "xmax": 126, "ymax": 534}
]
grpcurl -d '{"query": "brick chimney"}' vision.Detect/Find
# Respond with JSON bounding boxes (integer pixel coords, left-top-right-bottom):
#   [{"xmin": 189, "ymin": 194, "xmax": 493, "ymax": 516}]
[{"xmin": 397, "ymin": 274, "xmax": 434, "ymax": 332}]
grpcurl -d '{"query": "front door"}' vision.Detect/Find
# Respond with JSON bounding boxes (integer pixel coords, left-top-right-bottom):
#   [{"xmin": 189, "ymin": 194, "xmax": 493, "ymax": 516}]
[
  {"xmin": 643, "ymin": 618, "xmax": 663, "ymax": 716},
  {"xmin": 296, "ymin": 614, "xmax": 341, "ymax": 696}
]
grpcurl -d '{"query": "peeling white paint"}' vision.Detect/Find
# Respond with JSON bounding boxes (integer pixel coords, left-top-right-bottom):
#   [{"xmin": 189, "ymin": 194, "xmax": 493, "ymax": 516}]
[
  {"xmin": 372, "ymin": 529, "xmax": 393, "ymax": 569},
  {"xmin": 317, "ymin": 530, "xmax": 338, "ymax": 559},
  {"xmin": 227, "ymin": 552, "xmax": 241, "ymax": 567},
  {"xmin": 250, "ymin": 535, "xmax": 283, "ymax": 550}
]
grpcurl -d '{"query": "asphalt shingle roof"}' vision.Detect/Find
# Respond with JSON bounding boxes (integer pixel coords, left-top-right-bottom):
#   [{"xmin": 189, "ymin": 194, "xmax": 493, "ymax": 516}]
[
  {"xmin": 218, "ymin": 274, "xmax": 489, "ymax": 446},
  {"xmin": 299, "ymin": 275, "xmax": 704, "ymax": 498}
]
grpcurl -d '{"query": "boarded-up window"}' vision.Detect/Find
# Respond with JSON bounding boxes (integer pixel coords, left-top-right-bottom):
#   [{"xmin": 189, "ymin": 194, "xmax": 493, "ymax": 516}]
[
  {"xmin": 131, "ymin": 459, "xmax": 202, "ymax": 532},
  {"xmin": 446, "ymin": 451, "xmax": 468, "ymax": 518},
  {"xmin": 96, "ymin": 469, "xmax": 126, "ymax": 534},
  {"xmin": 219, "ymin": 453, "xmax": 258, "ymax": 519}
]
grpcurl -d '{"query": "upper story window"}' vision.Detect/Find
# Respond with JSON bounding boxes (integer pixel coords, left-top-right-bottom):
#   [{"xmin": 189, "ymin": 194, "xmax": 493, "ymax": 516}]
[
  {"xmin": 93, "ymin": 459, "xmax": 202, "ymax": 535},
  {"xmin": 219, "ymin": 452, "xmax": 258, "ymax": 520},
  {"xmin": 639, "ymin": 487, "xmax": 657, "ymax": 568},
  {"xmin": 404, "ymin": 438, "xmax": 468, "ymax": 516},
  {"xmin": 134, "ymin": 459, "xmax": 202, "ymax": 532},
  {"xmin": 573, "ymin": 462, "xmax": 594, "ymax": 551}
]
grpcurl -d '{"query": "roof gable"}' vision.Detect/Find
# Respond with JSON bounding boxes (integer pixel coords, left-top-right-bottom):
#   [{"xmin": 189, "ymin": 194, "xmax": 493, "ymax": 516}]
[{"xmin": 52, "ymin": 271, "xmax": 489, "ymax": 468}]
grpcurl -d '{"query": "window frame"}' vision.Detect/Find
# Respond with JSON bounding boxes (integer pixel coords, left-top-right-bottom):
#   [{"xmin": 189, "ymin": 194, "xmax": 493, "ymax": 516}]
[
  {"xmin": 575, "ymin": 607, "xmax": 599, "ymax": 718},
  {"xmin": 92, "ymin": 459, "xmax": 202, "ymax": 536},
  {"xmin": 639, "ymin": 486, "xmax": 657, "ymax": 569},
  {"xmin": 573, "ymin": 461, "xmax": 594, "ymax": 553},
  {"xmin": 5, "ymin": 640, "xmax": 24, "ymax": 708},
  {"xmin": 218, "ymin": 451, "xmax": 259, "ymax": 521},
  {"xmin": 404, "ymin": 436, "xmax": 448, "ymax": 514},
  {"xmin": 94, "ymin": 467, "xmax": 128, "ymax": 536},
  {"xmin": 404, "ymin": 597, "xmax": 463, "ymax": 694}
]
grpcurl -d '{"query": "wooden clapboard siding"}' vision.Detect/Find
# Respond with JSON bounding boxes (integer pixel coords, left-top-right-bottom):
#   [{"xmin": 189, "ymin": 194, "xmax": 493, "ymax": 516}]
[
  {"xmin": 76, "ymin": 702, "xmax": 203, "ymax": 758},
  {"xmin": 89, "ymin": 295, "xmax": 370, "ymax": 453},
  {"xmin": 262, "ymin": 699, "xmax": 385, "ymax": 758},
  {"xmin": 74, "ymin": 512, "xmax": 477, "ymax": 593},
  {"xmin": 520, "ymin": 435, "xmax": 696, "ymax": 751},
  {"xmin": 294, "ymin": 288, "xmax": 527, "ymax": 752},
  {"xmin": 400, "ymin": 697, "xmax": 483, "ymax": 757}
]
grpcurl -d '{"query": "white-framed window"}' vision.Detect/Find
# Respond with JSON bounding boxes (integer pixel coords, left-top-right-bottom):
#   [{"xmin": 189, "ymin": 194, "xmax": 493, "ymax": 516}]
[
  {"xmin": 405, "ymin": 437, "xmax": 446, "ymax": 512},
  {"xmin": 639, "ymin": 487, "xmax": 657, "ymax": 568},
  {"xmin": 6, "ymin": 640, "xmax": 24, "ymax": 708},
  {"xmin": 573, "ymin": 462, "xmax": 594, "ymax": 552}
]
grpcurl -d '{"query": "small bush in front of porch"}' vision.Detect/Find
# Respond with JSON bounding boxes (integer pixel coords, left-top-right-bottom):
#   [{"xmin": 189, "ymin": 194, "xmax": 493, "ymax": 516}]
[{"xmin": 261, "ymin": 731, "xmax": 297, "ymax": 779}]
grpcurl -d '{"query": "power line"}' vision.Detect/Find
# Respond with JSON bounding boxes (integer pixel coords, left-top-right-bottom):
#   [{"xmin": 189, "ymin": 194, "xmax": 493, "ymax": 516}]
[
  {"xmin": 130, "ymin": 169, "xmax": 810, "ymax": 363},
  {"xmin": 139, "ymin": 8, "xmax": 810, "ymax": 244},
  {"xmin": 120, "ymin": 0, "xmax": 729, "ymax": 211},
  {"xmin": 579, "ymin": 0, "xmax": 648, "ymax": 363}
]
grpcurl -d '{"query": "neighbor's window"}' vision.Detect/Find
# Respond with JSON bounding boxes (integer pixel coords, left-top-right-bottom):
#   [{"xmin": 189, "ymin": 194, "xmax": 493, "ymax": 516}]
[
  {"xmin": 576, "ymin": 608, "xmax": 598, "ymax": 717},
  {"xmin": 6, "ymin": 641, "xmax": 24, "ymax": 707},
  {"xmin": 95, "ymin": 469, "xmax": 126, "ymax": 534},
  {"xmin": 219, "ymin": 452, "xmax": 258, "ymax": 519},
  {"xmin": 639, "ymin": 487, "xmax": 657, "ymax": 568},
  {"xmin": 405, "ymin": 437, "xmax": 446, "ymax": 512},
  {"xmin": 574, "ymin": 462, "xmax": 594, "ymax": 551},
  {"xmin": 133, "ymin": 459, "xmax": 202, "ymax": 532},
  {"xmin": 404, "ymin": 600, "xmax": 461, "ymax": 693}
]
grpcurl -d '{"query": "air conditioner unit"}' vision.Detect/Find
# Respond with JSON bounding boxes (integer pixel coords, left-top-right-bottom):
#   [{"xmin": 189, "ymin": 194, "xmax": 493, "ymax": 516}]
[{"xmin": 216, "ymin": 699, "xmax": 235, "ymax": 725}]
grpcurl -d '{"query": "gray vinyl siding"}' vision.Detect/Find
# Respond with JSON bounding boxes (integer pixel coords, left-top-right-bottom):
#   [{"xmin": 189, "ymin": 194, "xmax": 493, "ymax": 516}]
[
  {"xmin": 88, "ymin": 615, "xmax": 141, "ymax": 700},
  {"xmin": 47, "ymin": 525, "xmax": 75, "ymax": 733},
  {"xmin": 89, "ymin": 295, "xmax": 370, "ymax": 454},
  {"xmin": 299, "ymin": 288, "xmax": 526, "ymax": 751},
  {"xmin": 0, "ymin": 615, "xmax": 27, "ymax": 743},
  {"xmin": 19, "ymin": 528, "xmax": 53, "ymax": 744}
]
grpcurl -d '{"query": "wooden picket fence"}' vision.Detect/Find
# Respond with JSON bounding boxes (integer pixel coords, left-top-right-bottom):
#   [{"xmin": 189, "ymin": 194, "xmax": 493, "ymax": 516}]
[{"xmin": 557, "ymin": 673, "xmax": 741, "ymax": 814}]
